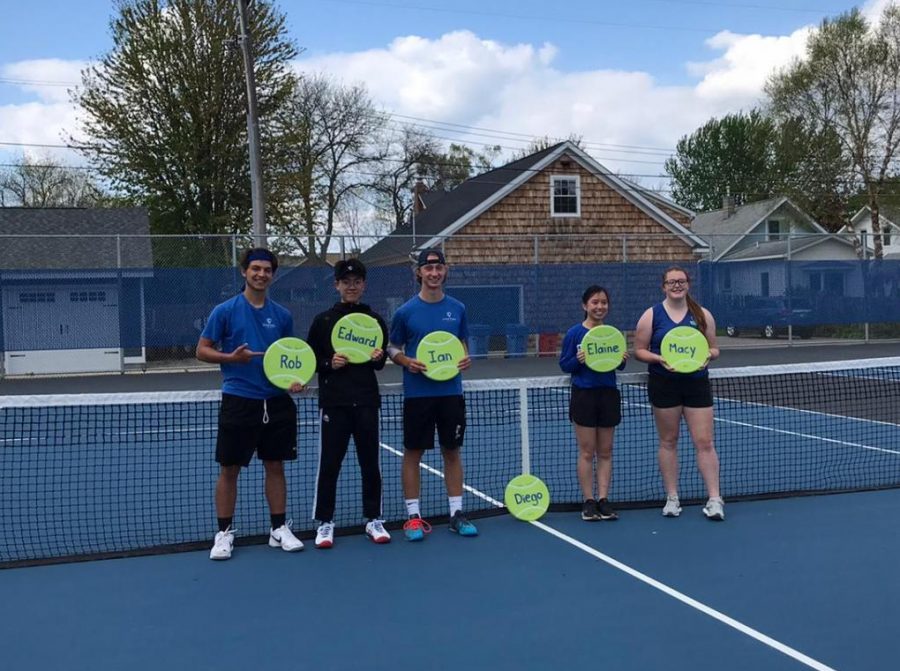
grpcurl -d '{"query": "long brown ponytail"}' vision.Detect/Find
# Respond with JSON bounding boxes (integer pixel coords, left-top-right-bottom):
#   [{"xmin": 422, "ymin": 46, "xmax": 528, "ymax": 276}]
[{"xmin": 663, "ymin": 266, "xmax": 707, "ymax": 334}]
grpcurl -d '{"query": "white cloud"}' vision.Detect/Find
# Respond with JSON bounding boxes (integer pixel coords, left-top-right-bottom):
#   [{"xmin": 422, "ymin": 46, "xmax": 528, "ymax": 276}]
[
  {"xmin": 0, "ymin": 60, "xmax": 86, "ymax": 163},
  {"xmin": 690, "ymin": 28, "xmax": 810, "ymax": 103},
  {"xmin": 1, "ymin": 59, "xmax": 85, "ymax": 104},
  {"xmin": 294, "ymin": 28, "xmax": 814, "ymax": 181},
  {"xmin": 0, "ymin": 18, "xmax": 860, "ymax": 180},
  {"xmin": 863, "ymin": 0, "xmax": 895, "ymax": 22}
]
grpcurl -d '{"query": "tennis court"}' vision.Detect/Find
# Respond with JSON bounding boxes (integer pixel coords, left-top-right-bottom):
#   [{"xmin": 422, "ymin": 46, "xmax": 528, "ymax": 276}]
[{"xmin": 1, "ymin": 357, "xmax": 899, "ymax": 669}]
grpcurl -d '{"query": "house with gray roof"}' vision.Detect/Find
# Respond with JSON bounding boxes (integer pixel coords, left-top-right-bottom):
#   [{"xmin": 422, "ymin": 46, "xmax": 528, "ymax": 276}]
[
  {"xmin": 692, "ymin": 196, "xmax": 857, "ymax": 299},
  {"xmin": 844, "ymin": 205, "xmax": 900, "ymax": 259},
  {"xmin": 0, "ymin": 207, "xmax": 152, "ymax": 375}
]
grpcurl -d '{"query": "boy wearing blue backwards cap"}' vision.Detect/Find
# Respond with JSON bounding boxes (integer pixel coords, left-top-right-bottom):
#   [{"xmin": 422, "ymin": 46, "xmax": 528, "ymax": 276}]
[
  {"xmin": 306, "ymin": 258, "xmax": 391, "ymax": 548},
  {"xmin": 387, "ymin": 248, "xmax": 478, "ymax": 540},
  {"xmin": 197, "ymin": 247, "xmax": 305, "ymax": 560}
]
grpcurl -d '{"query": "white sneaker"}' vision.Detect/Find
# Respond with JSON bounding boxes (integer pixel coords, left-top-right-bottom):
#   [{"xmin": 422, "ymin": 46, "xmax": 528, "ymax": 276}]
[
  {"xmin": 703, "ymin": 497, "xmax": 725, "ymax": 521},
  {"xmin": 269, "ymin": 520, "xmax": 304, "ymax": 552},
  {"xmin": 365, "ymin": 519, "xmax": 391, "ymax": 544},
  {"xmin": 210, "ymin": 527, "xmax": 234, "ymax": 560},
  {"xmin": 315, "ymin": 521, "xmax": 335, "ymax": 549},
  {"xmin": 662, "ymin": 495, "xmax": 682, "ymax": 517}
]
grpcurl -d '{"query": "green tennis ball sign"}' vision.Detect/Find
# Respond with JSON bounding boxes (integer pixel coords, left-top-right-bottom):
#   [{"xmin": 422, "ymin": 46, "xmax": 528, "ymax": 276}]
[
  {"xmin": 263, "ymin": 337, "xmax": 316, "ymax": 388},
  {"xmin": 505, "ymin": 474, "xmax": 550, "ymax": 521},
  {"xmin": 580, "ymin": 325, "xmax": 626, "ymax": 372},
  {"xmin": 331, "ymin": 313, "xmax": 383, "ymax": 364},
  {"xmin": 416, "ymin": 330, "xmax": 465, "ymax": 381},
  {"xmin": 660, "ymin": 326, "xmax": 710, "ymax": 373}
]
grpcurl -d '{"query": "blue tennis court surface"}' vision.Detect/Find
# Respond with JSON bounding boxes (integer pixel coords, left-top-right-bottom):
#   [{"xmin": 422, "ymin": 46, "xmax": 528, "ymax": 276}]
[
  {"xmin": 1, "ymin": 490, "xmax": 898, "ymax": 671},
  {"xmin": 1, "ymin": 359, "xmax": 899, "ymax": 670}
]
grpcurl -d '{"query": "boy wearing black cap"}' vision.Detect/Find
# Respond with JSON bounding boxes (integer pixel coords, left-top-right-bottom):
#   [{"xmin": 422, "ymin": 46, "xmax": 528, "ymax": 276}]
[
  {"xmin": 306, "ymin": 258, "xmax": 391, "ymax": 548},
  {"xmin": 197, "ymin": 247, "xmax": 305, "ymax": 560},
  {"xmin": 387, "ymin": 248, "xmax": 478, "ymax": 540}
]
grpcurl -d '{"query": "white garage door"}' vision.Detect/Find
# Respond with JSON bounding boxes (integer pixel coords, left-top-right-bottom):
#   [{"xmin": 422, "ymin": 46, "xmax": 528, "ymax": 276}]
[{"xmin": 3, "ymin": 285, "xmax": 122, "ymax": 375}]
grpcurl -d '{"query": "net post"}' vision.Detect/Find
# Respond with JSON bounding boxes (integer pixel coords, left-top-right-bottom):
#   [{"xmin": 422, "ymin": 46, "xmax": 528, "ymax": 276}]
[{"xmin": 519, "ymin": 384, "xmax": 531, "ymax": 475}]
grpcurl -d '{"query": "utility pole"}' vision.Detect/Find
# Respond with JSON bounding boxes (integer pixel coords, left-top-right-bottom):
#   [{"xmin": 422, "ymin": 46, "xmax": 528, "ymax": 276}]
[{"xmin": 236, "ymin": 0, "xmax": 266, "ymax": 247}]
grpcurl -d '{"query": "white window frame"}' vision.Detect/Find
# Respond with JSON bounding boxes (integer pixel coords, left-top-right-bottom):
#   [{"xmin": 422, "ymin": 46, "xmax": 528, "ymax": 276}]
[{"xmin": 550, "ymin": 174, "xmax": 580, "ymax": 217}]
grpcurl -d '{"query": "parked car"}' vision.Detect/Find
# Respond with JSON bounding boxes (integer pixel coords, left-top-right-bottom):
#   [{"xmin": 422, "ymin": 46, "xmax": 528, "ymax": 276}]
[{"xmin": 724, "ymin": 297, "xmax": 814, "ymax": 339}]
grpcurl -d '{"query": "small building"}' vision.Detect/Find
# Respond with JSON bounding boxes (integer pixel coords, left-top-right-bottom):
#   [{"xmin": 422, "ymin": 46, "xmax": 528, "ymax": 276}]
[{"xmin": 0, "ymin": 208, "xmax": 152, "ymax": 375}]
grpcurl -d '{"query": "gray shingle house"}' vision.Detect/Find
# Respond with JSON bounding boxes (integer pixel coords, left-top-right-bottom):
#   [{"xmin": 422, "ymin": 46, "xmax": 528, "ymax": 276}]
[{"xmin": 0, "ymin": 208, "xmax": 152, "ymax": 375}]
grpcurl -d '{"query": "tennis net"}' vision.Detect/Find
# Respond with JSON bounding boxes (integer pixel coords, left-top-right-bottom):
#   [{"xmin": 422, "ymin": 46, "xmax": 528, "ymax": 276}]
[{"xmin": 1, "ymin": 356, "xmax": 898, "ymax": 567}]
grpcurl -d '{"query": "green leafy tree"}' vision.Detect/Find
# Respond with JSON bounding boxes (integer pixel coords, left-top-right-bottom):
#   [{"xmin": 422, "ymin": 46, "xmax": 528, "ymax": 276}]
[
  {"xmin": 767, "ymin": 6, "xmax": 900, "ymax": 256},
  {"xmin": 71, "ymin": 0, "xmax": 299, "ymax": 263},
  {"xmin": 772, "ymin": 117, "xmax": 851, "ymax": 232},
  {"xmin": 665, "ymin": 110, "xmax": 779, "ymax": 211},
  {"xmin": 665, "ymin": 110, "xmax": 851, "ymax": 229}
]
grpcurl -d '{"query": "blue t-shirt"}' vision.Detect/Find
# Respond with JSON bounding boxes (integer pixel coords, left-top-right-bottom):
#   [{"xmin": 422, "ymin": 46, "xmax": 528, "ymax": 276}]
[
  {"xmin": 389, "ymin": 295, "xmax": 469, "ymax": 398},
  {"xmin": 201, "ymin": 293, "xmax": 295, "ymax": 399},
  {"xmin": 648, "ymin": 303, "xmax": 708, "ymax": 379},
  {"xmin": 559, "ymin": 323, "xmax": 624, "ymax": 388}
]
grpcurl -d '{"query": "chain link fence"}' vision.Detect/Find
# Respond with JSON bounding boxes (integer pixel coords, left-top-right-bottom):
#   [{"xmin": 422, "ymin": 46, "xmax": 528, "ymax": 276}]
[{"xmin": 1, "ymin": 232, "xmax": 898, "ymax": 376}]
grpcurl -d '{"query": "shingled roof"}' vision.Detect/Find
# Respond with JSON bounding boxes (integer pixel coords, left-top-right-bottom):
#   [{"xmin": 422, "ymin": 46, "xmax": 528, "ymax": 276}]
[
  {"xmin": 0, "ymin": 207, "xmax": 152, "ymax": 272},
  {"xmin": 361, "ymin": 144, "xmax": 563, "ymax": 266},
  {"xmin": 361, "ymin": 141, "xmax": 703, "ymax": 265}
]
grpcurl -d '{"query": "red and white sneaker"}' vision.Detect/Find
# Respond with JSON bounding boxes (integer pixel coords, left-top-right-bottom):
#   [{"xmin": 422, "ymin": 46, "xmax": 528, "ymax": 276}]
[
  {"xmin": 365, "ymin": 519, "xmax": 391, "ymax": 544},
  {"xmin": 315, "ymin": 522, "xmax": 334, "ymax": 549}
]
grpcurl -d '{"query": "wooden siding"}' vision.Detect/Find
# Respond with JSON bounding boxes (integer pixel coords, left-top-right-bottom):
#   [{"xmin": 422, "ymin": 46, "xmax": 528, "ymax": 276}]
[{"xmin": 443, "ymin": 156, "xmax": 697, "ymax": 264}]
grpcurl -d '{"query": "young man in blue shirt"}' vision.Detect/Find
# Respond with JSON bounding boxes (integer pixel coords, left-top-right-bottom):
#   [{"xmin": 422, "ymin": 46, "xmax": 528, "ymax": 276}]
[
  {"xmin": 387, "ymin": 249, "xmax": 478, "ymax": 540},
  {"xmin": 197, "ymin": 248, "xmax": 305, "ymax": 560}
]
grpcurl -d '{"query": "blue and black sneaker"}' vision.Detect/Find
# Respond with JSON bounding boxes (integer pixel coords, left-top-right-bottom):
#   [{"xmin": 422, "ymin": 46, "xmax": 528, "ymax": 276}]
[{"xmin": 449, "ymin": 511, "xmax": 478, "ymax": 537}]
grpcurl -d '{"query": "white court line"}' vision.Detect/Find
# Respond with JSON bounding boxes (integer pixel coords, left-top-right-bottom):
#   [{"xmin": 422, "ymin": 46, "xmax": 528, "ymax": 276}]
[
  {"xmin": 379, "ymin": 442, "xmax": 503, "ymax": 506},
  {"xmin": 715, "ymin": 395, "xmax": 900, "ymax": 430},
  {"xmin": 378, "ymin": 440, "xmax": 837, "ymax": 671},
  {"xmin": 530, "ymin": 519, "xmax": 837, "ymax": 671},
  {"xmin": 714, "ymin": 417, "xmax": 900, "ymax": 456},
  {"xmin": 625, "ymin": 398, "xmax": 900, "ymax": 456}
]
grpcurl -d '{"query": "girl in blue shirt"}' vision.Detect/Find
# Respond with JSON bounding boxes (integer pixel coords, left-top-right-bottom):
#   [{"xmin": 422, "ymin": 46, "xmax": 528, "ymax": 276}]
[
  {"xmin": 559, "ymin": 285, "xmax": 627, "ymax": 521},
  {"xmin": 633, "ymin": 266, "xmax": 724, "ymax": 521}
]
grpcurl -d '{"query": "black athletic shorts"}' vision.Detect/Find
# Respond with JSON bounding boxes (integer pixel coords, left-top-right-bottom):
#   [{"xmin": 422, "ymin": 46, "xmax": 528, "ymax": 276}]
[
  {"xmin": 647, "ymin": 373, "xmax": 713, "ymax": 409},
  {"xmin": 403, "ymin": 395, "xmax": 466, "ymax": 451},
  {"xmin": 215, "ymin": 393, "xmax": 298, "ymax": 467},
  {"xmin": 569, "ymin": 386, "xmax": 622, "ymax": 428}
]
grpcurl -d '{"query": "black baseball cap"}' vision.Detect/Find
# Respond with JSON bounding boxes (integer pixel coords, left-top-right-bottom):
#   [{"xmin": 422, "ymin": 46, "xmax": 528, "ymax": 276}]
[
  {"xmin": 334, "ymin": 258, "xmax": 367, "ymax": 280},
  {"xmin": 416, "ymin": 248, "xmax": 446, "ymax": 267}
]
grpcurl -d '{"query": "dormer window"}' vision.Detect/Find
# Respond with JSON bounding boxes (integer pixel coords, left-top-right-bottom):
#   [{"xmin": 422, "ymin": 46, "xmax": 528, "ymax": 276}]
[
  {"xmin": 766, "ymin": 219, "xmax": 782, "ymax": 241},
  {"xmin": 551, "ymin": 175, "xmax": 580, "ymax": 217}
]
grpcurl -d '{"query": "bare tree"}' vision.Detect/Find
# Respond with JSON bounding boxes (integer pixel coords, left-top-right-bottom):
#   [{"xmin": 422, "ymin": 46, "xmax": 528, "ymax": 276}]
[
  {"xmin": 269, "ymin": 75, "xmax": 386, "ymax": 259},
  {"xmin": 334, "ymin": 192, "xmax": 392, "ymax": 254},
  {"xmin": 369, "ymin": 126, "xmax": 501, "ymax": 231},
  {"xmin": 767, "ymin": 6, "xmax": 900, "ymax": 257},
  {"xmin": 369, "ymin": 126, "xmax": 441, "ymax": 230},
  {"xmin": 0, "ymin": 154, "xmax": 105, "ymax": 207}
]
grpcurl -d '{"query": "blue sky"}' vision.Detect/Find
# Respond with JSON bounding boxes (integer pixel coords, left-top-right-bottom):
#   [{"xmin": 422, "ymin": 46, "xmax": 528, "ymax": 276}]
[{"xmin": 0, "ymin": 0, "xmax": 888, "ymax": 180}]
